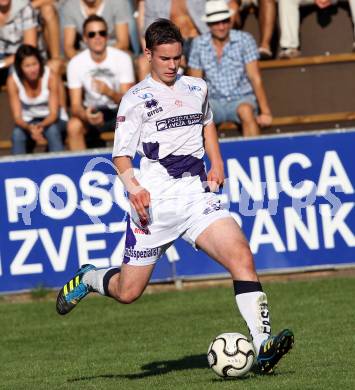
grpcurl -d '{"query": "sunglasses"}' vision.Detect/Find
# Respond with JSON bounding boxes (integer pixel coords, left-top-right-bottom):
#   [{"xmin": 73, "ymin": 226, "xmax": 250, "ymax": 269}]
[{"xmin": 87, "ymin": 30, "xmax": 107, "ymax": 39}]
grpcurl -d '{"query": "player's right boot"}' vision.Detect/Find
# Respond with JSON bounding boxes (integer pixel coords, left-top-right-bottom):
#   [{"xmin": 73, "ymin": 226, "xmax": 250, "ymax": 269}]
[
  {"xmin": 257, "ymin": 329, "xmax": 294, "ymax": 374},
  {"xmin": 56, "ymin": 264, "xmax": 96, "ymax": 315}
]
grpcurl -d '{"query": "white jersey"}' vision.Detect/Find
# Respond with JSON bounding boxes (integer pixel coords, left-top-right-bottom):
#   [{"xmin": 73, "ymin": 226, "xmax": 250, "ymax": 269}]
[
  {"xmin": 67, "ymin": 47, "xmax": 135, "ymax": 110},
  {"xmin": 112, "ymin": 75, "xmax": 213, "ymax": 199}
]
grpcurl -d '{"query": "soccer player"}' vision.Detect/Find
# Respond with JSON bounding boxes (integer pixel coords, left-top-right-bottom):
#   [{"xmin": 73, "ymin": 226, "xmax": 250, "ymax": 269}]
[{"xmin": 56, "ymin": 18, "xmax": 294, "ymax": 374}]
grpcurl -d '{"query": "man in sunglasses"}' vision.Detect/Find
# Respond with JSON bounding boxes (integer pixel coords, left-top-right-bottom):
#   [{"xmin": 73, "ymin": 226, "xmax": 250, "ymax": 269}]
[
  {"xmin": 188, "ymin": 0, "xmax": 272, "ymax": 137},
  {"xmin": 66, "ymin": 15, "xmax": 135, "ymax": 150}
]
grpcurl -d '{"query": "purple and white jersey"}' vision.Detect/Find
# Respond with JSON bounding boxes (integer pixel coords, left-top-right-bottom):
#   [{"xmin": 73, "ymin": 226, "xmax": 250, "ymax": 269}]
[{"xmin": 112, "ymin": 75, "xmax": 213, "ymax": 199}]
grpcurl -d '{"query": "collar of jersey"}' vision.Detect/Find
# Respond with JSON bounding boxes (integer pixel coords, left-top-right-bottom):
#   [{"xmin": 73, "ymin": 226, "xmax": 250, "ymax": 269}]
[{"xmin": 147, "ymin": 74, "xmax": 183, "ymax": 92}]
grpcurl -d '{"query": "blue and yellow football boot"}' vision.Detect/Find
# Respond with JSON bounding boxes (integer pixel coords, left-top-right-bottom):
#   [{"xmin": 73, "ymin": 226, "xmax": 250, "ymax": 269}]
[
  {"xmin": 56, "ymin": 264, "xmax": 96, "ymax": 315},
  {"xmin": 257, "ymin": 329, "xmax": 294, "ymax": 373}
]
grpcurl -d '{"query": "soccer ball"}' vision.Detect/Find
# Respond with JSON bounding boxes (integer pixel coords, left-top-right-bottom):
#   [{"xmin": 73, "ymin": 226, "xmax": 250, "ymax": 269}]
[{"xmin": 207, "ymin": 332, "xmax": 255, "ymax": 378}]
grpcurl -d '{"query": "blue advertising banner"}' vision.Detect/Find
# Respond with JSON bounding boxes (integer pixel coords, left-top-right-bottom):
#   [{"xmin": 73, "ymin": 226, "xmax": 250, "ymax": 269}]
[{"xmin": 0, "ymin": 129, "xmax": 354, "ymax": 293}]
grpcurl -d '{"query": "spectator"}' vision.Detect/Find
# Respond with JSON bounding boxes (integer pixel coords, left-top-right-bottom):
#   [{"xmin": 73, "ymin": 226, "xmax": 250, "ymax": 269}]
[
  {"xmin": 66, "ymin": 15, "xmax": 135, "ymax": 151},
  {"xmin": 278, "ymin": 0, "xmax": 355, "ymax": 58},
  {"xmin": 236, "ymin": 0, "xmax": 276, "ymax": 60},
  {"xmin": 0, "ymin": 0, "xmax": 38, "ymax": 85},
  {"xmin": 136, "ymin": 0, "xmax": 239, "ymax": 80},
  {"xmin": 31, "ymin": 0, "xmax": 62, "ymax": 72},
  {"xmin": 7, "ymin": 44, "xmax": 66, "ymax": 154},
  {"xmin": 61, "ymin": 0, "xmax": 131, "ymax": 60},
  {"xmin": 188, "ymin": 0, "xmax": 272, "ymax": 137}
]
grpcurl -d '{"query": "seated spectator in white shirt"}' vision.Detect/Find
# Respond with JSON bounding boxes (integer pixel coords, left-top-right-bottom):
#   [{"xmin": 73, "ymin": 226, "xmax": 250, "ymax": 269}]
[
  {"xmin": 61, "ymin": 0, "xmax": 131, "ymax": 60},
  {"xmin": 66, "ymin": 15, "xmax": 135, "ymax": 150}
]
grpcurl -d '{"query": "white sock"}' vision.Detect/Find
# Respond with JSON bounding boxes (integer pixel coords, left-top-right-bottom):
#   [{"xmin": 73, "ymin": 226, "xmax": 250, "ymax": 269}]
[
  {"xmin": 234, "ymin": 281, "xmax": 271, "ymax": 354},
  {"xmin": 82, "ymin": 267, "xmax": 120, "ymax": 296}
]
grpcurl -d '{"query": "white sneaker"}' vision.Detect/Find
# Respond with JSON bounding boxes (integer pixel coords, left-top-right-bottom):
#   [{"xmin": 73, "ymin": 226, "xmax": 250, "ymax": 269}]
[{"xmin": 278, "ymin": 48, "xmax": 301, "ymax": 59}]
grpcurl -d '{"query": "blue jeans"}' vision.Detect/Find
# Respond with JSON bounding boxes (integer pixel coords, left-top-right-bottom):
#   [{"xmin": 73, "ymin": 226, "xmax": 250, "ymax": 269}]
[
  {"xmin": 209, "ymin": 95, "xmax": 258, "ymax": 125},
  {"xmin": 12, "ymin": 119, "xmax": 66, "ymax": 155}
]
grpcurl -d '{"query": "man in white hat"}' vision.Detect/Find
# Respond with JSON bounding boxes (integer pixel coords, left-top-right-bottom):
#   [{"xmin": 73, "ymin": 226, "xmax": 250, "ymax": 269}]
[{"xmin": 188, "ymin": 0, "xmax": 272, "ymax": 136}]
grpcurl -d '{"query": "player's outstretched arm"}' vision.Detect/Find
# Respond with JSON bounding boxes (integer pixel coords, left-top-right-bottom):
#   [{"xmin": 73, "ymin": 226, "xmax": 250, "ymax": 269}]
[
  {"xmin": 113, "ymin": 156, "xmax": 151, "ymax": 223},
  {"xmin": 203, "ymin": 122, "xmax": 225, "ymax": 192}
]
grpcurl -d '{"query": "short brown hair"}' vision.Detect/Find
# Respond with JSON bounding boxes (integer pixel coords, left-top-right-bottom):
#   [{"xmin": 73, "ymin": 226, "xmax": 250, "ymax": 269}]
[
  {"xmin": 145, "ymin": 19, "xmax": 184, "ymax": 51},
  {"xmin": 83, "ymin": 14, "xmax": 108, "ymax": 34}
]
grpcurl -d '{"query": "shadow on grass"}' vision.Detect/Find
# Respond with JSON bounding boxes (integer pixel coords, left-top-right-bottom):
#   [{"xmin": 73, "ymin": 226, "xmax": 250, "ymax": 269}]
[{"xmin": 68, "ymin": 353, "xmax": 208, "ymax": 382}]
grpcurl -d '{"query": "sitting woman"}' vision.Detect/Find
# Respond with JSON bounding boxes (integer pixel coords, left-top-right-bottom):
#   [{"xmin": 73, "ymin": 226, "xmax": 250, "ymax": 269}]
[{"xmin": 7, "ymin": 44, "xmax": 67, "ymax": 154}]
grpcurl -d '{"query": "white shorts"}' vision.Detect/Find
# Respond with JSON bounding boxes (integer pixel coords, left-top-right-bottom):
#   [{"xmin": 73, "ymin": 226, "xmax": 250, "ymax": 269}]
[{"xmin": 123, "ymin": 192, "xmax": 231, "ymax": 266}]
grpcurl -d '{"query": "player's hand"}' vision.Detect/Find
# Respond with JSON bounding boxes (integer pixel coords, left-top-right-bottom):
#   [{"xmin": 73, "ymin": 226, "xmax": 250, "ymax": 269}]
[
  {"xmin": 129, "ymin": 187, "xmax": 151, "ymax": 226},
  {"xmin": 207, "ymin": 162, "xmax": 225, "ymax": 192},
  {"xmin": 256, "ymin": 113, "xmax": 273, "ymax": 127},
  {"xmin": 92, "ymin": 79, "xmax": 110, "ymax": 96},
  {"xmin": 314, "ymin": 0, "xmax": 332, "ymax": 8},
  {"xmin": 86, "ymin": 107, "xmax": 104, "ymax": 126}
]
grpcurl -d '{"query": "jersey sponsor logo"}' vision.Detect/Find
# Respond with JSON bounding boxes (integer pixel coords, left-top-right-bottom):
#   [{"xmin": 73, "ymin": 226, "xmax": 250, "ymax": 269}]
[
  {"xmin": 134, "ymin": 227, "xmax": 150, "ymax": 235},
  {"xmin": 145, "ymin": 99, "xmax": 159, "ymax": 109},
  {"xmin": 138, "ymin": 92, "xmax": 154, "ymax": 100},
  {"xmin": 203, "ymin": 200, "xmax": 222, "ymax": 215},
  {"xmin": 147, "ymin": 107, "xmax": 163, "ymax": 117},
  {"xmin": 124, "ymin": 247, "xmax": 160, "ymax": 259},
  {"xmin": 116, "ymin": 116, "xmax": 125, "ymax": 123},
  {"xmin": 115, "ymin": 116, "xmax": 125, "ymax": 130},
  {"xmin": 132, "ymin": 86, "xmax": 150, "ymax": 95},
  {"xmin": 188, "ymin": 84, "xmax": 202, "ymax": 92},
  {"xmin": 175, "ymin": 100, "xmax": 183, "ymax": 107},
  {"xmin": 156, "ymin": 113, "xmax": 203, "ymax": 131},
  {"xmin": 145, "ymin": 99, "xmax": 163, "ymax": 117}
]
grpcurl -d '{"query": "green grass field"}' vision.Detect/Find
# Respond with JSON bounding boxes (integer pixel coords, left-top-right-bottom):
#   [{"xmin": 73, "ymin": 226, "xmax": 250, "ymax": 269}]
[{"xmin": 0, "ymin": 277, "xmax": 354, "ymax": 389}]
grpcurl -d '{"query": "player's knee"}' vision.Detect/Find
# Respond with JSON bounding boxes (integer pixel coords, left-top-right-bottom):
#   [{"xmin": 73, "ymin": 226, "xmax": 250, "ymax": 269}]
[
  {"xmin": 231, "ymin": 243, "xmax": 254, "ymax": 270},
  {"xmin": 118, "ymin": 294, "xmax": 139, "ymax": 305},
  {"xmin": 117, "ymin": 288, "xmax": 143, "ymax": 304}
]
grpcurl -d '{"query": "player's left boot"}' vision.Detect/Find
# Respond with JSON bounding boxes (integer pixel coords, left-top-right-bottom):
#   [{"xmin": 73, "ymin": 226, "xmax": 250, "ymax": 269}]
[
  {"xmin": 257, "ymin": 329, "xmax": 294, "ymax": 374},
  {"xmin": 56, "ymin": 264, "xmax": 96, "ymax": 315}
]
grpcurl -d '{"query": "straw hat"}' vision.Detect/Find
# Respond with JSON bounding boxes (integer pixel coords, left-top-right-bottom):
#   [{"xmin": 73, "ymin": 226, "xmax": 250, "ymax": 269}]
[{"xmin": 201, "ymin": 0, "xmax": 235, "ymax": 23}]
